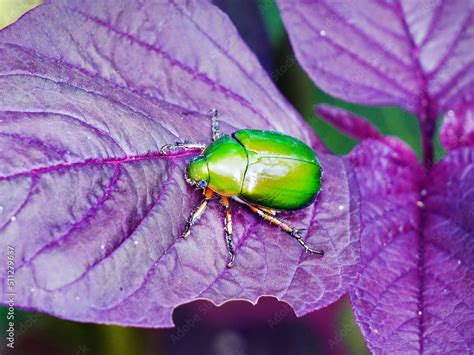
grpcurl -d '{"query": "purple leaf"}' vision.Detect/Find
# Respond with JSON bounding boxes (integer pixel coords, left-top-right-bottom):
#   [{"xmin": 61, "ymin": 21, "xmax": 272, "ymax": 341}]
[
  {"xmin": 278, "ymin": 0, "xmax": 474, "ymax": 117},
  {"xmin": 351, "ymin": 141, "xmax": 474, "ymax": 354},
  {"xmin": 0, "ymin": 1, "xmax": 360, "ymax": 327},
  {"xmin": 315, "ymin": 104, "xmax": 382, "ymax": 141},
  {"xmin": 440, "ymin": 97, "xmax": 474, "ymax": 150},
  {"xmin": 281, "ymin": 1, "xmax": 474, "ymax": 350},
  {"xmin": 0, "ymin": 0, "xmax": 324, "ymax": 151},
  {"xmin": 317, "ymin": 105, "xmax": 474, "ymax": 353}
]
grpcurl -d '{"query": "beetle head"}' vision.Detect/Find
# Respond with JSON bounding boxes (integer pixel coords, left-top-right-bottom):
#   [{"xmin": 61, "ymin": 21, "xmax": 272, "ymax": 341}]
[{"xmin": 186, "ymin": 156, "xmax": 209, "ymax": 188}]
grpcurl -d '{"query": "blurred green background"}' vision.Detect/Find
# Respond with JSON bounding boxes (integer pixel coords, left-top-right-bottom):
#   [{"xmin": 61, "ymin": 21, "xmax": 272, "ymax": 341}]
[{"xmin": 0, "ymin": 0, "xmax": 446, "ymax": 354}]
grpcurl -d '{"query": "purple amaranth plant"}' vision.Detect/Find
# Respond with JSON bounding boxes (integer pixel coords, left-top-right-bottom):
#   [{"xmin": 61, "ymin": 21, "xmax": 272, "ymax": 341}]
[
  {"xmin": 1, "ymin": 0, "xmax": 472, "ymax": 353},
  {"xmin": 0, "ymin": 1, "xmax": 360, "ymax": 327},
  {"xmin": 279, "ymin": 0, "xmax": 473, "ymax": 353}
]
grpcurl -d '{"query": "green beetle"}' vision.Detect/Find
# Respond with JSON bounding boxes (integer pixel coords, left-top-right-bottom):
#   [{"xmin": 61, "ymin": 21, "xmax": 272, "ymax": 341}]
[{"xmin": 160, "ymin": 110, "xmax": 324, "ymax": 268}]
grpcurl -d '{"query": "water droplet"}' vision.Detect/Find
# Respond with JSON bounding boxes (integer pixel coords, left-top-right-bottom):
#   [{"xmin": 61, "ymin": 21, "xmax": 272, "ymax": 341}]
[
  {"xmin": 100, "ymin": 245, "xmax": 105, "ymax": 250},
  {"xmin": 134, "ymin": 240, "xmax": 139, "ymax": 245},
  {"xmin": 338, "ymin": 205, "xmax": 344, "ymax": 210},
  {"xmin": 373, "ymin": 329, "xmax": 379, "ymax": 334},
  {"xmin": 418, "ymin": 310, "xmax": 422, "ymax": 316},
  {"xmin": 457, "ymin": 259, "xmax": 461, "ymax": 265},
  {"xmin": 416, "ymin": 201, "xmax": 425, "ymax": 208},
  {"xmin": 76, "ymin": 296, "xmax": 80, "ymax": 300},
  {"xmin": 443, "ymin": 288, "xmax": 448, "ymax": 294},
  {"xmin": 0, "ymin": 206, "xmax": 3, "ymax": 214},
  {"xmin": 320, "ymin": 29, "xmax": 327, "ymax": 37},
  {"xmin": 420, "ymin": 189, "xmax": 427, "ymax": 196},
  {"xmin": 447, "ymin": 110, "xmax": 455, "ymax": 117},
  {"xmin": 31, "ymin": 288, "xmax": 35, "ymax": 293},
  {"xmin": 10, "ymin": 216, "xmax": 16, "ymax": 222}
]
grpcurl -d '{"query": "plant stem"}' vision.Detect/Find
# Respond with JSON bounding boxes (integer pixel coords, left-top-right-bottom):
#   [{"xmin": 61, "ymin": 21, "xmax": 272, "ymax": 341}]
[
  {"xmin": 417, "ymin": 110, "xmax": 435, "ymax": 354},
  {"xmin": 420, "ymin": 118, "xmax": 435, "ymax": 170}
]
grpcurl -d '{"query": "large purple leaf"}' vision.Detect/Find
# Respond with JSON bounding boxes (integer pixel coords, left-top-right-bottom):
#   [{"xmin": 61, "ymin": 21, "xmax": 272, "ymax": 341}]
[
  {"xmin": 0, "ymin": 1, "xmax": 360, "ymax": 327},
  {"xmin": 0, "ymin": 0, "xmax": 324, "ymax": 151},
  {"xmin": 278, "ymin": 0, "xmax": 474, "ymax": 117},
  {"xmin": 317, "ymin": 105, "xmax": 474, "ymax": 353}
]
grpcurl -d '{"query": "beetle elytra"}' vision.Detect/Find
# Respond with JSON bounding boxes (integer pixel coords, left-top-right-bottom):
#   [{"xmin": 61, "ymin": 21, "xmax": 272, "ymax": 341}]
[{"xmin": 160, "ymin": 110, "xmax": 324, "ymax": 268}]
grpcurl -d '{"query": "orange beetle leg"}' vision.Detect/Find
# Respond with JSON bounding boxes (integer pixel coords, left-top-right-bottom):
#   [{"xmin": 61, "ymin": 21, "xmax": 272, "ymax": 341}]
[
  {"xmin": 181, "ymin": 188, "xmax": 214, "ymax": 239},
  {"xmin": 221, "ymin": 196, "xmax": 235, "ymax": 268}
]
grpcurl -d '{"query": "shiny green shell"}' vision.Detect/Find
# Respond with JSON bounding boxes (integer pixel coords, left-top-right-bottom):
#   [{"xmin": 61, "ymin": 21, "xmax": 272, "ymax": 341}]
[{"xmin": 186, "ymin": 129, "xmax": 322, "ymax": 211}]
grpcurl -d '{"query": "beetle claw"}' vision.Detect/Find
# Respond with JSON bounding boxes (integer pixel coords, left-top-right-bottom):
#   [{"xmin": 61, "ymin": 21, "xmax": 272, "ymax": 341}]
[
  {"xmin": 291, "ymin": 229, "xmax": 324, "ymax": 256},
  {"xmin": 304, "ymin": 244, "xmax": 325, "ymax": 256},
  {"xmin": 159, "ymin": 142, "xmax": 207, "ymax": 155},
  {"xmin": 226, "ymin": 253, "xmax": 235, "ymax": 268},
  {"xmin": 159, "ymin": 144, "xmax": 173, "ymax": 155},
  {"xmin": 181, "ymin": 226, "xmax": 191, "ymax": 239}
]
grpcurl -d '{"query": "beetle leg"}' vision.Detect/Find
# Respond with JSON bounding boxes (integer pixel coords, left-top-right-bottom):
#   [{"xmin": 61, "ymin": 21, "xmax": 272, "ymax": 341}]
[
  {"xmin": 259, "ymin": 206, "xmax": 277, "ymax": 215},
  {"xmin": 160, "ymin": 142, "xmax": 207, "ymax": 156},
  {"xmin": 182, "ymin": 188, "xmax": 214, "ymax": 238},
  {"xmin": 210, "ymin": 109, "xmax": 221, "ymax": 141},
  {"xmin": 247, "ymin": 205, "xmax": 324, "ymax": 256},
  {"xmin": 221, "ymin": 196, "xmax": 236, "ymax": 268}
]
